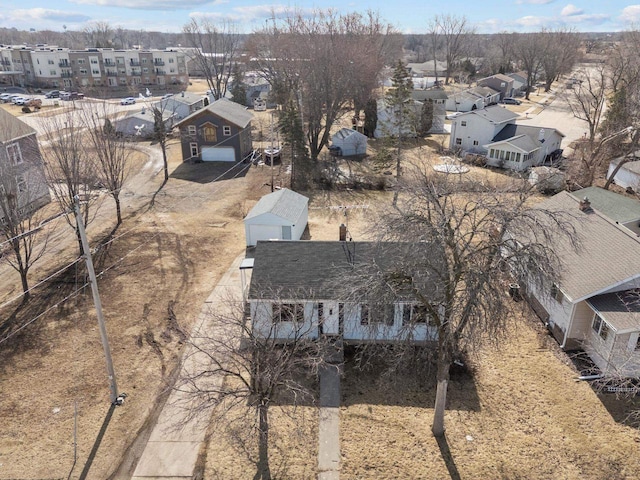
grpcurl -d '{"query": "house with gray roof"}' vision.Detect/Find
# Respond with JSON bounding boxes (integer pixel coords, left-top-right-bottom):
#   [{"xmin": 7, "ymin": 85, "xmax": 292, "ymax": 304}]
[
  {"xmin": 247, "ymin": 241, "xmax": 441, "ymax": 342},
  {"xmin": 114, "ymin": 106, "xmax": 175, "ymax": 138},
  {"xmin": 411, "ymin": 89, "xmax": 447, "ymax": 134},
  {"xmin": 477, "ymin": 73, "xmax": 514, "ymax": 100},
  {"xmin": 244, "ymin": 188, "xmax": 309, "ymax": 246},
  {"xmin": 449, "ymin": 105, "xmax": 519, "ymax": 153},
  {"xmin": 174, "ymin": 98, "xmax": 253, "ymax": 162},
  {"xmin": 524, "ymin": 189, "xmax": 640, "ymax": 377},
  {"xmin": 607, "ymin": 153, "xmax": 640, "ymax": 191},
  {"xmin": 0, "ymin": 108, "xmax": 50, "ymax": 225},
  {"xmin": 469, "ymin": 85, "xmax": 501, "ymax": 106},
  {"xmin": 445, "ymin": 90, "xmax": 485, "ymax": 113},
  {"xmin": 484, "ymin": 124, "xmax": 564, "ymax": 171},
  {"xmin": 155, "ymin": 91, "xmax": 205, "ymax": 120}
]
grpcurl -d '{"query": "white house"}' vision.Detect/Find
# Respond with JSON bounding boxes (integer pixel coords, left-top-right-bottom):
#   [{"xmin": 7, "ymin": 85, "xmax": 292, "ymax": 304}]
[
  {"xmin": 607, "ymin": 155, "xmax": 640, "ymax": 191},
  {"xmin": 524, "ymin": 188, "xmax": 640, "ymax": 377},
  {"xmin": 484, "ymin": 125, "xmax": 564, "ymax": 171},
  {"xmin": 247, "ymin": 241, "xmax": 439, "ymax": 343},
  {"xmin": 469, "ymin": 85, "xmax": 501, "ymax": 106},
  {"xmin": 114, "ymin": 107, "xmax": 175, "ymax": 138},
  {"xmin": 155, "ymin": 91, "xmax": 205, "ymax": 120},
  {"xmin": 374, "ymin": 98, "xmax": 423, "ymax": 138},
  {"xmin": 244, "ymin": 188, "xmax": 309, "ymax": 247},
  {"xmin": 330, "ymin": 128, "xmax": 368, "ymax": 156},
  {"xmin": 445, "ymin": 90, "xmax": 485, "ymax": 113},
  {"xmin": 449, "ymin": 105, "xmax": 519, "ymax": 153},
  {"xmin": 411, "ymin": 89, "xmax": 448, "ymax": 134}
]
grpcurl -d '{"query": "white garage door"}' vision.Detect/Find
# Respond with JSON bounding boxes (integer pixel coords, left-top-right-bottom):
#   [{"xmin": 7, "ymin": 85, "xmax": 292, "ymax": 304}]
[{"xmin": 201, "ymin": 146, "xmax": 236, "ymax": 162}]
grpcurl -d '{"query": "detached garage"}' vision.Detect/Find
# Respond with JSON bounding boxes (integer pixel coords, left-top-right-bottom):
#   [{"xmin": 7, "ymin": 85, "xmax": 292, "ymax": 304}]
[
  {"xmin": 330, "ymin": 128, "xmax": 368, "ymax": 157},
  {"xmin": 244, "ymin": 189, "xmax": 309, "ymax": 247}
]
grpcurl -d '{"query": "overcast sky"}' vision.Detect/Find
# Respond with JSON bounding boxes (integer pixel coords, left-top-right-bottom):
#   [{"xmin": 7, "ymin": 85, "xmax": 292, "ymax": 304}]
[{"xmin": 0, "ymin": 1, "xmax": 638, "ymax": 35}]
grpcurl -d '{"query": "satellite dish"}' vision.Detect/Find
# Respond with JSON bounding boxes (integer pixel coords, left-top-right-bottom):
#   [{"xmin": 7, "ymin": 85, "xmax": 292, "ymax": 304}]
[{"xmin": 134, "ymin": 124, "xmax": 145, "ymax": 136}]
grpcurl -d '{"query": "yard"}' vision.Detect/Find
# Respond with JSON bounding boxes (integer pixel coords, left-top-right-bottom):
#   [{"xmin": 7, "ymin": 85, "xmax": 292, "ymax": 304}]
[{"xmin": 1, "ymin": 100, "xmax": 640, "ymax": 479}]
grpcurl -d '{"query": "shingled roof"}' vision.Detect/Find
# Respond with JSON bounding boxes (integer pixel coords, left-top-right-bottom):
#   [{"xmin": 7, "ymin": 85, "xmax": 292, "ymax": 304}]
[
  {"xmin": 0, "ymin": 108, "xmax": 36, "ymax": 144},
  {"xmin": 245, "ymin": 188, "xmax": 308, "ymax": 223},
  {"xmin": 175, "ymin": 98, "xmax": 253, "ymax": 128}
]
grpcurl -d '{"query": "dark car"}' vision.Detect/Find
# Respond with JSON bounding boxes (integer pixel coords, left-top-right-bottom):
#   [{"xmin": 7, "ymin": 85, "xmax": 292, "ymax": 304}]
[
  {"xmin": 501, "ymin": 97, "xmax": 522, "ymax": 105},
  {"xmin": 60, "ymin": 91, "xmax": 84, "ymax": 101},
  {"xmin": 45, "ymin": 90, "xmax": 60, "ymax": 98}
]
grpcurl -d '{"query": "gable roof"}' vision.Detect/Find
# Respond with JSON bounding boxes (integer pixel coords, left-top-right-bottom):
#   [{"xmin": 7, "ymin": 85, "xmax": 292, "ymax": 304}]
[
  {"xmin": 459, "ymin": 105, "xmax": 519, "ymax": 123},
  {"xmin": 411, "ymin": 89, "xmax": 448, "ymax": 101},
  {"xmin": 115, "ymin": 108, "xmax": 174, "ymax": 125},
  {"xmin": 479, "ymin": 73, "xmax": 513, "ymax": 83},
  {"xmin": 571, "ymin": 187, "xmax": 640, "ymax": 224},
  {"xmin": 248, "ymin": 241, "xmax": 443, "ymax": 301},
  {"xmin": 534, "ymin": 191, "xmax": 640, "ymax": 302},
  {"xmin": 587, "ymin": 289, "xmax": 640, "ymax": 333},
  {"xmin": 161, "ymin": 91, "xmax": 203, "ymax": 106},
  {"xmin": 175, "ymin": 98, "xmax": 253, "ymax": 129},
  {"xmin": 470, "ymin": 86, "xmax": 499, "ymax": 97},
  {"xmin": 245, "ymin": 188, "xmax": 308, "ymax": 223},
  {"xmin": 492, "ymin": 124, "xmax": 565, "ymax": 143},
  {"xmin": 0, "ymin": 108, "xmax": 36, "ymax": 143},
  {"xmin": 333, "ymin": 128, "xmax": 368, "ymax": 142},
  {"xmin": 487, "ymin": 134, "xmax": 539, "ymax": 152}
]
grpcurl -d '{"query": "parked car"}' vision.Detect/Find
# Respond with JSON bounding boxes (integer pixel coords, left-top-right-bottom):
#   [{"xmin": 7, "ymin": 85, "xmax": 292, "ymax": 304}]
[
  {"xmin": 121, "ymin": 97, "xmax": 136, "ymax": 105},
  {"xmin": 0, "ymin": 93, "xmax": 13, "ymax": 102},
  {"xmin": 60, "ymin": 91, "xmax": 84, "ymax": 101},
  {"xmin": 12, "ymin": 96, "xmax": 29, "ymax": 105},
  {"xmin": 45, "ymin": 90, "xmax": 60, "ymax": 98},
  {"xmin": 501, "ymin": 97, "xmax": 522, "ymax": 105}
]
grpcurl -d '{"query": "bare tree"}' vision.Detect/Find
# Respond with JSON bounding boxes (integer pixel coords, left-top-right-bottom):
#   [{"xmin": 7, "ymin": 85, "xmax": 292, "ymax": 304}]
[
  {"xmin": 83, "ymin": 21, "xmax": 114, "ymax": 48},
  {"xmin": 428, "ymin": 14, "xmax": 474, "ymax": 85},
  {"xmin": 182, "ymin": 19, "xmax": 241, "ymax": 100},
  {"xmin": 250, "ymin": 9, "xmax": 399, "ymax": 161},
  {"xmin": 80, "ymin": 103, "xmax": 133, "ymax": 228},
  {"xmin": 566, "ymin": 65, "xmax": 607, "ymax": 144},
  {"xmin": 541, "ymin": 28, "xmax": 581, "ymax": 92},
  {"xmin": 175, "ymin": 293, "xmax": 329, "ymax": 480},
  {"xmin": 368, "ymin": 169, "xmax": 577, "ymax": 437},
  {"xmin": 513, "ymin": 32, "xmax": 545, "ymax": 100},
  {"xmin": 0, "ymin": 121, "xmax": 50, "ymax": 297},
  {"xmin": 41, "ymin": 111, "xmax": 96, "ymax": 255}
]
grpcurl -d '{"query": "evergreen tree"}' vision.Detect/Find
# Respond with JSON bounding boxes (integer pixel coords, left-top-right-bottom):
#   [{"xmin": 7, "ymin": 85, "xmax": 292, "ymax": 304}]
[
  {"xmin": 230, "ymin": 63, "xmax": 247, "ymax": 106},
  {"xmin": 418, "ymin": 99, "xmax": 434, "ymax": 136},
  {"xmin": 363, "ymin": 98, "xmax": 378, "ymax": 138},
  {"xmin": 278, "ymin": 97, "xmax": 309, "ymax": 188}
]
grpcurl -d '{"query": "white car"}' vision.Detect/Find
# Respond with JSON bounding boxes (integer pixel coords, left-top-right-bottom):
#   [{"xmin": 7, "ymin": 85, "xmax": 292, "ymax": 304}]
[
  {"xmin": 12, "ymin": 96, "xmax": 29, "ymax": 105},
  {"xmin": 121, "ymin": 97, "xmax": 136, "ymax": 105},
  {"xmin": 0, "ymin": 93, "xmax": 13, "ymax": 102}
]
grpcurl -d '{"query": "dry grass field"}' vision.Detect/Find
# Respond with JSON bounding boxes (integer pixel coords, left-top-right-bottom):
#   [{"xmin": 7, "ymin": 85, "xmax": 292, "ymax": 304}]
[{"xmin": 1, "ymin": 86, "xmax": 640, "ymax": 479}]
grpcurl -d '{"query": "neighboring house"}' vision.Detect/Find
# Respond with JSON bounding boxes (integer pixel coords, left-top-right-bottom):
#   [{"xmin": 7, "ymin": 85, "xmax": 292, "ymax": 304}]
[
  {"xmin": 175, "ymin": 98, "xmax": 253, "ymax": 162},
  {"xmin": 374, "ymin": 98, "xmax": 423, "ymax": 139},
  {"xmin": 114, "ymin": 107, "xmax": 174, "ymax": 138},
  {"xmin": 484, "ymin": 124, "xmax": 564, "ymax": 171},
  {"xmin": 330, "ymin": 128, "xmax": 368, "ymax": 156},
  {"xmin": 247, "ymin": 241, "xmax": 440, "ymax": 343},
  {"xmin": 244, "ymin": 73, "xmax": 275, "ymax": 109},
  {"xmin": 406, "ymin": 60, "xmax": 448, "ymax": 78},
  {"xmin": 155, "ymin": 91, "xmax": 205, "ymax": 120},
  {"xmin": 411, "ymin": 89, "xmax": 447, "ymax": 134},
  {"xmin": 444, "ymin": 90, "xmax": 484, "ymax": 112},
  {"xmin": 0, "ymin": 108, "xmax": 50, "ymax": 223},
  {"xmin": 524, "ymin": 188, "xmax": 640, "ymax": 377},
  {"xmin": 469, "ymin": 86, "xmax": 501, "ymax": 106},
  {"xmin": 607, "ymin": 154, "xmax": 640, "ymax": 190},
  {"xmin": 449, "ymin": 105, "xmax": 519, "ymax": 153},
  {"xmin": 244, "ymin": 188, "xmax": 309, "ymax": 247},
  {"xmin": 477, "ymin": 74, "xmax": 514, "ymax": 100},
  {"xmin": 508, "ymin": 71, "xmax": 529, "ymax": 93}
]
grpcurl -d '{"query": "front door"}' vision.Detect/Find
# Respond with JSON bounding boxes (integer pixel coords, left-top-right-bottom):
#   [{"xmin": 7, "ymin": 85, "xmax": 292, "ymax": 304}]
[
  {"xmin": 338, "ymin": 303, "xmax": 344, "ymax": 336},
  {"xmin": 282, "ymin": 225, "xmax": 292, "ymax": 240}
]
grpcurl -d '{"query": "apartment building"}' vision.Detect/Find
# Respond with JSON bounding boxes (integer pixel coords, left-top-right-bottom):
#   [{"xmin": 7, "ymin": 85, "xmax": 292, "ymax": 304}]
[{"xmin": 0, "ymin": 44, "xmax": 188, "ymax": 92}]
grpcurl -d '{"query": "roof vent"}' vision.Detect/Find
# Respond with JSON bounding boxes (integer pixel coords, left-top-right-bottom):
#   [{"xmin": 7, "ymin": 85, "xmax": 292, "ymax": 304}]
[
  {"xmin": 539, "ymin": 128, "xmax": 545, "ymax": 142},
  {"xmin": 579, "ymin": 196, "xmax": 592, "ymax": 212}
]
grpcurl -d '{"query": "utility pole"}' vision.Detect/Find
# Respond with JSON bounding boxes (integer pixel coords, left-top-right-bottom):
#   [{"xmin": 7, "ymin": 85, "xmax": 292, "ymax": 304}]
[{"xmin": 74, "ymin": 196, "xmax": 119, "ymax": 404}]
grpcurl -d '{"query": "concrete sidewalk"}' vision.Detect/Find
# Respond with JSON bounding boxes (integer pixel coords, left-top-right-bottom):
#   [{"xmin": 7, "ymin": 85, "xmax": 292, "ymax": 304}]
[
  {"xmin": 318, "ymin": 341, "xmax": 343, "ymax": 480},
  {"xmin": 132, "ymin": 253, "xmax": 247, "ymax": 479}
]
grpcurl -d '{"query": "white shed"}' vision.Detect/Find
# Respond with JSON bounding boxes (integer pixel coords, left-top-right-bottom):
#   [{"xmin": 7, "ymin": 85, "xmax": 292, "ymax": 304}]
[
  {"xmin": 330, "ymin": 128, "xmax": 368, "ymax": 156},
  {"xmin": 244, "ymin": 188, "xmax": 309, "ymax": 247},
  {"xmin": 607, "ymin": 157, "xmax": 640, "ymax": 190}
]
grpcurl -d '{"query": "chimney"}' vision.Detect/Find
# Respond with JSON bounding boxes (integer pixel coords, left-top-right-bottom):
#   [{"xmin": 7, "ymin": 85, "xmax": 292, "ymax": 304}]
[
  {"xmin": 579, "ymin": 196, "xmax": 592, "ymax": 212},
  {"xmin": 339, "ymin": 223, "xmax": 347, "ymax": 241}
]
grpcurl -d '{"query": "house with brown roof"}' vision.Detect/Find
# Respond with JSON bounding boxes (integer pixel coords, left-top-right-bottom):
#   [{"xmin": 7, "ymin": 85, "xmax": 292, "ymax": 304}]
[
  {"xmin": 0, "ymin": 108, "xmax": 50, "ymax": 224},
  {"xmin": 525, "ymin": 188, "xmax": 640, "ymax": 377}
]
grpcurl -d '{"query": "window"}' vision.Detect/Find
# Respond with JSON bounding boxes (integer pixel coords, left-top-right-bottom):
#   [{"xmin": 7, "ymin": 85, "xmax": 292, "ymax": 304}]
[
  {"xmin": 317, "ymin": 302, "xmax": 323, "ymax": 321},
  {"xmin": 473, "ymin": 140, "xmax": 478, "ymax": 146},
  {"xmin": 6, "ymin": 143, "xmax": 22, "ymax": 165},
  {"xmin": 490, "ymin": 148, "xmax": 495, "ymax": 158},
  {"xmin": 143, "ymin": 67, "xmax": 149, "ymax": 74},
  {"xmin": 402, "ymin": 304, "xmax": 433, "ymax": 326},
  {"xmin": 592, "ymin": 313, "xmax": 609, "ymax": 341},
  {"xmin": 364, "ymin": 304, "xmax": 394, "ymax": 326},
  {"xmin": 77, "ymin": 59, "xmax": 85, "ymax": 64},
  {"xmin": 91, "ymin": 59, "xmax": 98, "ymax": 64},
  {"xmin": 203, "ymin": 125, "xmax": 217, "ymax": 142},
  {"xmin": 169, "ymin": 58, "xmax": 174, "ymax": 63},
  {"xmin": 461, "ymin": 121, "xmax": 467, "ymax": 127},
  {"xmin": 79, "ymin": 68, "xmax": 88, "ymax": 75},
  {"xmin": 92, "ymin": 69, "xmax": 100, "ymax": 75},
  {"xmin": 360, "ymin": 304, "xmax": 369, "ymax": 325},
  {"xmin": 187, "ymin": 125, "xmax": 197, "ymax": 136},
  {"xmin": 455, "ymin": 138, "xmax": 462, "ymax": 146},
  {"xmin": 142, "ymin": 58, "xmax": 148, "ymax": 64},
  {"xmin": 635, "ymin": 334, "xmax": 640, "ymax": 351},
  {"xmin": 223, "ymin": 126, "xmax": 231, "ymax": 136},
  {"xmin": 516, "ymin": 153, "xmax": 521, "ymax": 162},
  {"xmin": 48, "ymin": 59, "xmax": 54, "ymax": 65},
  {"xmin": 550, "ymin": 283, "xmax": 564, "ymax": 304},
  {"xmin": 274, "ymin": 303, "xmax": 304, "ymax": 323},
  {"xmin": 505, "ymin": 151, "xmax": 511, "ymax": 161},
  {"xmin": 16, "ymin": 175, "xmax": 26, "ymax": 193},
  {"xmin": 190, "ymin": 143, "xmax": 198, "ymax": 158}
]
